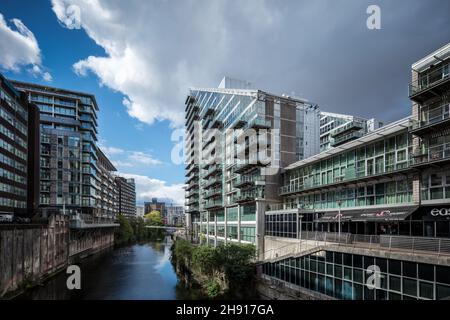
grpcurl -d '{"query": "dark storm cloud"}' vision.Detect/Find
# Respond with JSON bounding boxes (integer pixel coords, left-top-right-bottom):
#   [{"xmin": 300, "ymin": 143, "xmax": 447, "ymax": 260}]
[{"xmin": 53, "ymin": 0, "xmax": 450, "ymax": 124}]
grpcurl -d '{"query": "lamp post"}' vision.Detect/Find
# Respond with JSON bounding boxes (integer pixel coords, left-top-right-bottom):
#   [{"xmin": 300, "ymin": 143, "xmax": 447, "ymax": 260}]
[{"xmin": 337, "ymin": 200, "xmax": 342, "ymax": 241}]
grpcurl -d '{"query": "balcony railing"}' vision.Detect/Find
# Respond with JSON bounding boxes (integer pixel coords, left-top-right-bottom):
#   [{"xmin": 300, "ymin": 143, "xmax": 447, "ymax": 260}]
[
  {"xmin": 409, "ymin": 63, "xmax": 450, "ymax": 97},
  {"xmin": 410, "ymin": 103, "xmax": 450, "ymax": 131},
  {"xmin": 203, "ymin": 188, "xmax": 222, "ymax": 199},
  {"xmin": 331, "ymin": 130, "xmax": 364, "ymax": 147},
  {"xmin": 234, "ymin": 175, "xmax": 264, "ymax": 188},
  {"xmin": 204, "ymin": 199, "xmax": 223, "ymax": 210},
  {"xmin": 330, "ymin": 120, "xmax": 365, "ymax": 138},
  {"xmin": 234, "ymin": 190, "xmax": 264, "ymax": 203},
  {"xmin": 410, "ymin": 142, "xmax": 450, "ymax": 166}
]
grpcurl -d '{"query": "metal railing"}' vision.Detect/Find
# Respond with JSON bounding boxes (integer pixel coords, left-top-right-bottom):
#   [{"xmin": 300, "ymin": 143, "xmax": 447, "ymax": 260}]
[
  {"xmin": 410, "ymin": 63, "xmax": 450, "ymax": 96},
  {"xmin": 331, "ymin": 130, "xmax": 364, "ymax": 146},
  {"xmin": 263, "ymin": 233, "xmax": 450, "ymax": 262},
  {"xmin": 330, "ymin": 120, "xmax": 365, "ymax": 137},
  {"xmin": 411, "ymin": 103, "xmax": 450, "ymax": 130},
  {"xmin": 411, "ymin": 142, "xmax": 450, "ymax": 165}
]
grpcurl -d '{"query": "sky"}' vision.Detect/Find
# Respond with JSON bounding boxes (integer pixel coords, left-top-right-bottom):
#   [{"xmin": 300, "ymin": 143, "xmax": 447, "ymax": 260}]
[{"xmin": 0, "ymin": 0, "xmax": 449, "ymax": 205}]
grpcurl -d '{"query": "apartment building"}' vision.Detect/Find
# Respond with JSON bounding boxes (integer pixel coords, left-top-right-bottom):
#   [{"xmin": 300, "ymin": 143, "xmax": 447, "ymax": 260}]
[
  {"xmin": 116, "ymin": 177, "xmax": 136, "ymax": 216},
  {"xmin": 0, "ymin": 74, "xmax": 39, "ymax": 218},
  {"xmin": 320, "ymin": 112, "xmax": 384, "ymax": 153},
  {"xmin": 184, "ymin": 77, "xmax": 321, "ymax": 250},
  {"xmin": 145, "ymin": 198, "xmax": 166, "ymax": 216},
  {"xmin": 96, "ymin": 148, "xmax": 118, "ymax": 220},
  {"xmin": 260, "ymin": 43, "xmax": 450, "ymax": 300},
  {"xmin": 11, "ymin": 80, "xmax": 101, "ymax": 219},
  {"xmin": 166, "ymin": 204, "xmax": 184, "ymax": 225}
]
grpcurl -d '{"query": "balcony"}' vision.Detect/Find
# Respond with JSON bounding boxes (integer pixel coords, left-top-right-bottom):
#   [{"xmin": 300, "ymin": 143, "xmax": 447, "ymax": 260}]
[
  {"xmin": 186, "ymin": 198, "xmax": 199, "ymax": 206},
  {"xmin": 185, "ymin": 190, "xmax": 199, "ymax": 198},
  {"xmin": 204, "ymin": 199, "xmax": 223, "ymax": 210},
  {"xmin": 248, "ymin": 116, "xmax": 271, "ymax": 129},
  {"xmin": 186, "ymin": 172, "xmax": 199, "ymax": 184},
  {"xmin": 234, "ymin": 190, "xmax": 264, "ymax": 203},
  {"xmin": 185, "ymin": 164, "xmax": 199, "ymax": 177},
  {"xmin": 203, "ymin": 176, "xmax": 222, "ymax": 189},
  {"xmin": 331, "ymin": 130, "xmax": 364, "ymax": 147},
  {"xmin": 203, "ymin": 164, "xmax": 222, "ymax": 179},
  {"xmin": 234, "ymin": 175, "xmax": 264, "ymax": 188},
  {"xmin": 201, "ymin": 106, "xmax": 215, "ymax": 119},
  {"xmin": 233, "ymin": 159, "xmax": 264, "ymax": 174},
  {"xmin": 409, "ymin": 63, "xmax": 450, "ymax": 103},
  {"xmin": 203, "ymin": 188, "xmax": 222, "ymax": 199},
  {"xmin": 409, "ymin": 102, "xmax": 450, "ymax": 136},
  {"xmin": 330, "ymin": 120, "xmax": 365, "ymax": 138},
  {"xmin": 186, "ymin": 180, "xmax": 199, "ymax": 191},
  {"xmin": 410, "ymin": 143, "xmax": 450, "ymax": 167},
  {"xmin": 233, "ymin": 119, "xmax": 247, "ymax": 129}
]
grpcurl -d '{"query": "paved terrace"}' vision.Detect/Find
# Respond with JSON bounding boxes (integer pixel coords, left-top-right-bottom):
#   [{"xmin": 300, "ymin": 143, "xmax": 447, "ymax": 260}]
[{"xmin": 263, "ymin": 232, "xmax": 450, "ymax": 266}]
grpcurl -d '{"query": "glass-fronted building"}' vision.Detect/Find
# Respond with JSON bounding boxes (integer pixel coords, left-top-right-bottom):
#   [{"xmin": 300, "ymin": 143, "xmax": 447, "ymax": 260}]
[
  {"xmin": 11, "ymin": 80, "xmax": 105, "ymax": 219},
  {"xmin": 260, "ymin": 43, "xmax": 450, "ymax": 300},
  {"xmin": 185, "ymin": 77, "xmax": 321, "ymax": 250},
  {"xmin": 0, "ymin": 74, "xmax": 39, "ymax": 218}
]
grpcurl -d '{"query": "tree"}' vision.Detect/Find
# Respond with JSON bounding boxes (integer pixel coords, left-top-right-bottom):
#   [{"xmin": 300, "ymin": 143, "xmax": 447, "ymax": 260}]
[
  {"xmin": 116, "ymin": 214, "xmax": 134, "ymax": 244},
  {"xmin": 144, "ymin": 210, "xmax": 164, "ymax": 226}
]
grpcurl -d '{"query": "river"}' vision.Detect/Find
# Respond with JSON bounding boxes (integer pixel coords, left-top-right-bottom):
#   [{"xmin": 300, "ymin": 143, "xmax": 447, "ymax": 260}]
[{"xmin": 16, "ymin": 237, "xmax": 204, "ymax": 300}]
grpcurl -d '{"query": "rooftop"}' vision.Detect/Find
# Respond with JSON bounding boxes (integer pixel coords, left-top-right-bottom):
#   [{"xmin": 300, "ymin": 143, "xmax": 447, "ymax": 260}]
[{"xmin": 286, "ymin": 116, "xmax": 411, "ymax": 170}]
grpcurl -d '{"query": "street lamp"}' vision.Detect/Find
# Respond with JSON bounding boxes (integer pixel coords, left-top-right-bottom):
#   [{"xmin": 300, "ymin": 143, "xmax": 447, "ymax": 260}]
[{"xmin": 337, "ymin": 200, "xmax": 342, "ymax": 241}]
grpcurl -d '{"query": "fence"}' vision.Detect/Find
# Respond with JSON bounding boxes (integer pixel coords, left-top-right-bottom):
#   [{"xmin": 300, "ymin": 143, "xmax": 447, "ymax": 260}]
[{"xmin": 263, "ymin": 232, "xmax": 450, "ymax": 262}]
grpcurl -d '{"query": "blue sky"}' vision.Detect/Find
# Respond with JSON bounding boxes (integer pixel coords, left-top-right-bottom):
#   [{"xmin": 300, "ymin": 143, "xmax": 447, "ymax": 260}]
[
  {"xmin": 1, "ymin": 0, "xmax": 449, "ymax": 205},
  {"xmin": 0, "ymin": 1, "xmax": 185, "ymax": 205}
]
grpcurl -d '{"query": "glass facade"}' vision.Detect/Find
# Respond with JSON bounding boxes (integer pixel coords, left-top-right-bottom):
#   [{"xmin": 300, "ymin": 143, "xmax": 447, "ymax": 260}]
[{"xmin": 262, "ymin": 250, "xmax": 450, "ymax": 300}]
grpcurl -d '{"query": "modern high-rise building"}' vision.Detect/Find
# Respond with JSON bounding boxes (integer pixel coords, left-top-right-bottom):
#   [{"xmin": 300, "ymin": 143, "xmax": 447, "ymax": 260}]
[
  {"xmin": 116, "ymin": 177, "xmax": 136, "ymax": 216},
  {"xmin": 0, "ymin": 74, "xmax": 40, "ymax": 219},
  {"xmin": 166, "ymin": 204, "xmax": 184, "ymax": 225},
  {"xmin": 96, "ymin": 148, "xmax": 118, "ymax": 220},
  {"xmin": 259, "ymin": 43, "xmax": 450, "ymax": 300},
  {"xmin": 135, "ymin": 205, "xmax": 145, "ymax": 218},
  {"xmin": 184, "ymin": 77, "xmax": 321, "ymax": 249},
  {"xmin": 11, "ymin": 80, "xmax": 101, "ymax": 218},
  {"xmin": 319, "ymin": 112, "xmax": 384, "ymax": 153},
  {"xmin": 144, "ymin": 197, "xmax": 166, "ymax": 217}
]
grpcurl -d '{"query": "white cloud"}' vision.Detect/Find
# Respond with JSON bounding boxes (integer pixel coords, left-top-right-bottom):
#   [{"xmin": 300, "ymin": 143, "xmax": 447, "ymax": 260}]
[
  {"xmin": 119, "ymin": 173, "xmax": 184, "ymax": 206},
  {"xmin": 50, "ymin": 0, "xmax": 280, "ymax": 127},
  {"xmin": 111, "ymin": 160, "xmax": 133, "ymax": 168},
  {"xmin": 0, "ymin": 13, "xmax": 51, "ymax": 81},
  {"xmin": 128, "ymin": 151, "xmax": 162, "ymax": 166},
  {"xmin": 101, "ymin": 145, "xmax": 125, "ymax": 157},
  {"xmin": 98, "ymin": 141, "xmax": 161, "ymax": 170}
]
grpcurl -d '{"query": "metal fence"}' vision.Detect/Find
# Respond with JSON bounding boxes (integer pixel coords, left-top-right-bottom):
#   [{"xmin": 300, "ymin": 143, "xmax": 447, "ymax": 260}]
[{"xmin": 263, "ymin": 232, "xmax": 450, "ymax": 262}]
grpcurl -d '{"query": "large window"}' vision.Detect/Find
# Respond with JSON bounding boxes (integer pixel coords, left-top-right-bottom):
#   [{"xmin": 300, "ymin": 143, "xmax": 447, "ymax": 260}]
[
  {"xmin": 265, "ymin": 213, "xmax": 297, "ymax": 238},
  {"xmin": 240, "ymin": 227, "xmax": 256, "ymax": 243},
  {"xmin": 262, "ymin": 251, "xmax": 450, "ymax": 300}
]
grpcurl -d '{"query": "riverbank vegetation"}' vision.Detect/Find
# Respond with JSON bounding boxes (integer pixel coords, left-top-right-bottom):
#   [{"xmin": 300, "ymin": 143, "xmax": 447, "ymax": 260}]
[
  {"xmin": 115, "ymin": 214, "xmax": 165, "ymax": 246},
  {"xmin": 171, "ymin": 239, "xmax": 257, "ymax": 299}
]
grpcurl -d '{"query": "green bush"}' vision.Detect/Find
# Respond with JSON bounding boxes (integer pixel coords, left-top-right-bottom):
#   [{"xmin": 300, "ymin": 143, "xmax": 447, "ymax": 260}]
[
  {"xmin": 192, "ymin": 245, "xmax": 217, "ymax": 273},
  {"xmin": 205, "ymin": 280, "xmax": 221, "ymax": 299}
]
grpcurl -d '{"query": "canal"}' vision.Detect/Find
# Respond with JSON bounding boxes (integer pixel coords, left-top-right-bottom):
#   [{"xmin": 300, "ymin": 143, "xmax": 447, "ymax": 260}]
[{"xmin": 17, "ymin": 236, "xmax": 204, "ymax": 300}]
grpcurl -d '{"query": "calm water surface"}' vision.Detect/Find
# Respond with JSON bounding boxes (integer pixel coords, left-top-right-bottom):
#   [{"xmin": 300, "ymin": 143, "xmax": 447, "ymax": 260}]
[{"xmin": 18, "ymin": 237, "xmax": 201, "ymax": 300}]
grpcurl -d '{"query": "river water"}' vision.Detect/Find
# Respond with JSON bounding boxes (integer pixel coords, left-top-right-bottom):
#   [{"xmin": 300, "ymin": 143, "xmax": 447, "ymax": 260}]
[{"xmin": 17, "ymin": 237, "xmax": 203, "ymax": 300}]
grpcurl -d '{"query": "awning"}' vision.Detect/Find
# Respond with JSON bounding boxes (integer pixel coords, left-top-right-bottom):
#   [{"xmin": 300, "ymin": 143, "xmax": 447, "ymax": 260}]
[{"xmin": 316, "ymin": 206, "xmax": 418, "ymax": 223}]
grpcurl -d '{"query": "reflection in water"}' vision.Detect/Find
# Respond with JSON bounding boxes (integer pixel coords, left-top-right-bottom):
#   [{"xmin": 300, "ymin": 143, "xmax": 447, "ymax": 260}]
[{"xmin": 17, "ymin": 237, "xmax": 202, "ymax": 300}]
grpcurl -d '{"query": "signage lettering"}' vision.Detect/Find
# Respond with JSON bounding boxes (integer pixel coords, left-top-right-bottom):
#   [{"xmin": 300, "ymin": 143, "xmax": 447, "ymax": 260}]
[{"xmin": 430, "ymin": 208, "xmax": 450, "ymax": 217}]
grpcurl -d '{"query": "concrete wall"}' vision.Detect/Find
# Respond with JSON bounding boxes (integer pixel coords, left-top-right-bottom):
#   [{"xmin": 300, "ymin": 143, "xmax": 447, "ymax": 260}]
[
  {"xmin": 0, "ymin": 215, "xmax": 68, "ymax": 297},
  {"xmin": 0, "ymin": 214, "xmax": 115, "ymax": 298}
]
